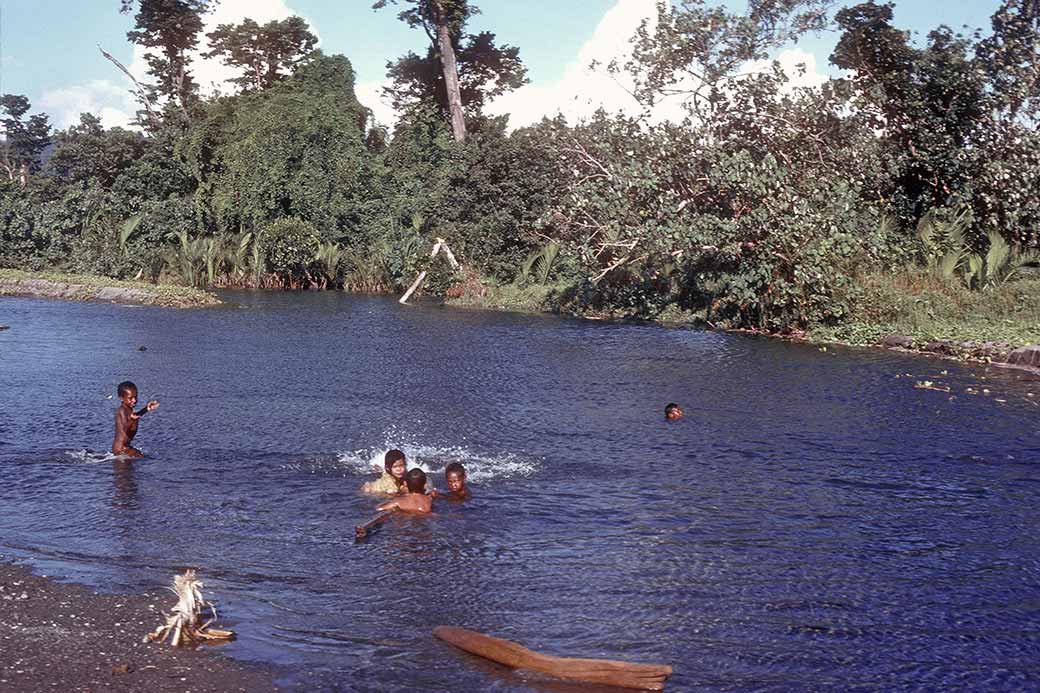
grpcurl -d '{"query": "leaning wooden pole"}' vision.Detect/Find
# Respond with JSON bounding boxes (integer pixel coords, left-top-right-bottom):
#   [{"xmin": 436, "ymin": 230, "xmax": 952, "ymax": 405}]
[
  {"xmin": 437, "ymin": 237, "xmax": 460, "ymax": 270},
  {"xmin": 434, "ymin": 626, "xmax": 672, "ymax": 690},
  {"xmin": 399, "ymin": 238, "xmax": 459, "ymax": 304}
]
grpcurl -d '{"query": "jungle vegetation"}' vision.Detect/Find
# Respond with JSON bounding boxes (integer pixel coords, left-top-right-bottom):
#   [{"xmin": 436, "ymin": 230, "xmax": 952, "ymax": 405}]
[{"xmin": 1, "ymin": 0, "xmax": 1038, "ymax": 339}]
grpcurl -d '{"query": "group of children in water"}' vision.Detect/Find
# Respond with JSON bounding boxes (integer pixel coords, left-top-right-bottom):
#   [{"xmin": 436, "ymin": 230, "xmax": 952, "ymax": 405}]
[
  {"xmin": 112, "ymin": 382, "xmax": 685, "ymax": 527},
  {"xmin": 362, "ymin": 448, "xmax": 471, "ymax": 513},
  {"xmin": 111, "ymin": 380, "xmax": 469, "ymax": 517}
]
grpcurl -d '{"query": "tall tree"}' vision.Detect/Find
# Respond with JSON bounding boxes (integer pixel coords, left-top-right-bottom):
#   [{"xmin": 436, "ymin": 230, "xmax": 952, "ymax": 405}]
[
  {"xmin": 179, "ymin": 54, "xmax": 373, "ymax": 235},
  {"xmin": 205, "ymin": 16, "xmax": 319, "ymax": 92},
  {"xmin": 976, "ymin": 0, "xmax": 1040, "ymax": 125},
  {"xmin": 831, "ymin": 2, "xmax": 989, "ymax": 219},
  {"xmin": 373, "ymin": 0, "xmax": 476, "ymax": 141},
  {"xmin": 119, "ymin": 0, "xmax": 212, "ymax": 121},
  {"xmin": 0, "ymin": 94, "xmax": 51, "ymax": 187},
  {"xmin": 385, "ymin": 29, "xmax": 526, "ymax": 121}
]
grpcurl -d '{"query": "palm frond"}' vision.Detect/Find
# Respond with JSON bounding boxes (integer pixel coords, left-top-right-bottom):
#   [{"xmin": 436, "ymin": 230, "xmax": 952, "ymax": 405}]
[{"xmin": 118, "ymin": 214, "xmax": 144, "ymax": 257}]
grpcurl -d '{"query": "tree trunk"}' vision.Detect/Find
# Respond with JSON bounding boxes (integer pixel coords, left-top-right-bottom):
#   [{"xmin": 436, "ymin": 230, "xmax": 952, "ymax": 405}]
[{"xmin": 431, "ymin": 1, "xmax": 467, "ymax": 142}]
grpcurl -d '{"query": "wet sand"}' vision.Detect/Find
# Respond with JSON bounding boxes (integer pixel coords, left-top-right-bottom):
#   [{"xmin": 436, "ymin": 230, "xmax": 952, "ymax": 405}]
[{"xmin": 0, "ymin": 557, "xmax": 279, "ymax": 692}]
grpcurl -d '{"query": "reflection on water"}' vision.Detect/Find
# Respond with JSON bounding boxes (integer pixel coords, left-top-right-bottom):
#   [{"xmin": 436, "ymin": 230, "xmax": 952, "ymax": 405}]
[
  {"xmin": 1, "ymin": 292, "xmax": 1039, "ymax": 691},
  {"xmin": 111, "ymin": 460, "xmax": 138, "ymax": 510}
]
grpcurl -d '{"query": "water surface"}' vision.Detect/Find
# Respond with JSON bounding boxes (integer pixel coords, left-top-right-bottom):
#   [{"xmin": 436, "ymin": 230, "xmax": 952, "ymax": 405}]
[{"xmin": 1, "ymin": 292, "xmax": 1039, "ymax": 691}]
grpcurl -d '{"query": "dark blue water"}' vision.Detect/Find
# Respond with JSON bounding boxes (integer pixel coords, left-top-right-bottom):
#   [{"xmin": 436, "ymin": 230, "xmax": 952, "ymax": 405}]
[{"xmin": 2, "ymin": 291, "xmax": 1040, "ymax": 691}]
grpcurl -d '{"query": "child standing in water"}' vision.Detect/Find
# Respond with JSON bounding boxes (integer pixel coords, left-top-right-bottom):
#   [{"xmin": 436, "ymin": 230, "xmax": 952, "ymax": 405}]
[
  {"xmin": 362, "ymin": 449, "xmax": 408, "ymax": 495},
  {"xmin": 377, "ymin": 469, "xmax": 432, "ymax": 513},
  {"xmin": 111, "ymin": 381, "xmax": 159, "ymax": 457},
  {"xmin": 432, "ymin": 462, "xmax": 471, "ymax": 500}
]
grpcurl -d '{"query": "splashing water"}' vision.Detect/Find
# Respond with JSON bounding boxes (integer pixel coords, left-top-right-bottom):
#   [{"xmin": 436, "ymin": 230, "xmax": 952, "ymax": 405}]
[
  {"xmin": 337, "ymin": 438, "xmax": 541, "ymax": 483},
  {"xmin": 63, "ymin": 449, "xmax": 125, "ymax": 464}
]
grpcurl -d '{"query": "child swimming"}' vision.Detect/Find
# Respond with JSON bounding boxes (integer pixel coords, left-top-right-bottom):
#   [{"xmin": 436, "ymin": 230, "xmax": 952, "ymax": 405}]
[
  {"xmin": 377, "ymin": 469, "xmax": 432, "ymax": 513},
  {"xmin": 361, "ymin": 449, "xmax": 407, "ymax": 495},
  {"xmin": 432, "ymin": 462, "xmax": 471, "ymax": 500}
]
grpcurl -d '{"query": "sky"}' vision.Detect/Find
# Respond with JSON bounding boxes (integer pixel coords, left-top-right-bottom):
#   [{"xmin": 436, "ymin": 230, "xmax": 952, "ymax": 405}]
[{"xmin": 0, "ymin": 0, "xmax": 1005, "ymax": 131}]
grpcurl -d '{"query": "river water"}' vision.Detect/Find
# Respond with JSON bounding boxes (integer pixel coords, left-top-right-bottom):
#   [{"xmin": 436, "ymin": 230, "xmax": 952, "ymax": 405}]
[{"xmin": 1, "ymin": 291, "xmax": 1039, "ymax": 691}]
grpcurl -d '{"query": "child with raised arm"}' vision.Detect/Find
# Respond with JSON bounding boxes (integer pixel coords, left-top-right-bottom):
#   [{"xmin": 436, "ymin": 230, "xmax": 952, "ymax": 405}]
[
  {"xmin": 111, "ymin": 381, "xmax": 159, "ymax": 457},
  {"xmin": 362, "ymin": 449, "xmax": 408, "ymax": 495},
  {"xmin": 377, "ymin": 468, "xmax": 432, "ymax": 513}
]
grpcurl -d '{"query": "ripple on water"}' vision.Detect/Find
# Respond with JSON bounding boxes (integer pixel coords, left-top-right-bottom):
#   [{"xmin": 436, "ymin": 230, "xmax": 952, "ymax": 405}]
[{"xmin": 2, "ymin": 293, "xmax": 1040, "ymax": 690}]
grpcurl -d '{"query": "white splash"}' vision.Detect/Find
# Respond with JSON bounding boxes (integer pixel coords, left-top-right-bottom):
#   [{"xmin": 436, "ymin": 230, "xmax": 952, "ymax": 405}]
[
  {"xmin": 64, "ymin": 449, "xmax": 124, "ymax": 463},
  {"xmin": 337, "ymin": 441, "xmax": 539, "ymax": 483}
]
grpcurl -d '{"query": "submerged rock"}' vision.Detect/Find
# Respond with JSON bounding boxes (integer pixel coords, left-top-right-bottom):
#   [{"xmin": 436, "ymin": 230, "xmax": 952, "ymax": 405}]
[
  {"xmin": 922, "ymin": 340, "xmax": 955, "ymax": 354},
  {"xmin": 1007, "ymin": 345, "xmax": 1040, "ymax": 369},
  {"xmin": 881, "ymin": 334, "xmax": 915, "ymax": 349}
]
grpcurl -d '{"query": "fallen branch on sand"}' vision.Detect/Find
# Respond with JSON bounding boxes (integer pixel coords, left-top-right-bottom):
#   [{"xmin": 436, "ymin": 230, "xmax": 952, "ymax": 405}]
[
  {"xmin": 145, "ymin": 570, "xmax": 234, "ymax": 646},
  {"xmin": 434, "ymin": 625, "xmax": 672, "ymax": 690}
]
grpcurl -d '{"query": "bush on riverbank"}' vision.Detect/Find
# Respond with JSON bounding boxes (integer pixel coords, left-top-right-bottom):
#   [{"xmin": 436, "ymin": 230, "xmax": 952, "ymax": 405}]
[{"xmin": 809, "ymin": 272, "xmax": 1040, "ymax": 347}]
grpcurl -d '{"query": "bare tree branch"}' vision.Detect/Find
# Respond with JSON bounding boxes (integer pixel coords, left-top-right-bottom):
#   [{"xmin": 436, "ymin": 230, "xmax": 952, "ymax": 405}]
[{"xmin": 98, "ymin": 44, "xmax": 159, "ymax": 127}]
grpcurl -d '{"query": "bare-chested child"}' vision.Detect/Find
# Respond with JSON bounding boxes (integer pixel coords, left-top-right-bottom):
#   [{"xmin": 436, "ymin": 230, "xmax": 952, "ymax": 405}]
[
  {"xmin": 377, "ymin": 468, "xmax": 432, "ymax": 513},
  {"xmin": 362, "ymin": 449, "xmax": 407, "ymax": 495},
  {"xmin": 111, "ymin": 381, "xmax": 159, "ymax": 457},
  {"xmin": 432, "ymin": 462, "xmax": 471, "ymax": 501}
]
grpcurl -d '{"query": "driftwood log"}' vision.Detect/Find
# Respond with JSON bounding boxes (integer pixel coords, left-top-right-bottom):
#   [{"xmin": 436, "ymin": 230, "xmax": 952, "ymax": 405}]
[
  {"xmin": 355, "ymin": 509, "xmax": 396, "ymax": 542},
  {"xmin": 145, "ymin": 570, "xmax": 234, "ymax": 646},
  {"xmin": 433, "ymin": 626, "xmax": 672, "ymax": 690}
]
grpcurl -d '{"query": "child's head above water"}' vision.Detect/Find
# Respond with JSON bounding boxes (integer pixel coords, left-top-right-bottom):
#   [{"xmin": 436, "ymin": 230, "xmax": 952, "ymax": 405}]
[
  {"xmin": 384, "ymin": 449, "xmax": 407, "ymax": 479},
  {"xmin": 405, "ymin": 468, "xmax": 427, "ymax": 494},
  {"xmin": 444, "ymin": 462, "xmax": 467, "ymax": 493},
  {"xmin": 665, "ymin": 402, "xmax": 683, "ymax": 421},
  {"xmin": 117, "ymin": 381, "xmax": 138, "ymax": 403}
]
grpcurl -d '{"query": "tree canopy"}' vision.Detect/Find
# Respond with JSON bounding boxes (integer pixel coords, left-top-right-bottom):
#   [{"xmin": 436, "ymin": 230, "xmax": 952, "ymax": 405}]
[
  {"xmin": 3, "ymin": 0, "xmax": 1039, "ymax": 331},
  {"xmin": 205, "ymin": 16, "xmax": 320, "ymax": 91}
]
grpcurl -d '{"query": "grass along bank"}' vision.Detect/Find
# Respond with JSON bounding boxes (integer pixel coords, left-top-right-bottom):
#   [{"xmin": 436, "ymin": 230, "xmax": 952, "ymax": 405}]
[
  {"xmin": 0, "ymin": 269, "xmax": 220, "ymax": 308},
  {"xmin": 808, "ymin": 271, "xmax": 1040, "ymax": 357},
  {"xmin": 447, "ymin": 269, "xmax": 1040, "ymax": 367}
]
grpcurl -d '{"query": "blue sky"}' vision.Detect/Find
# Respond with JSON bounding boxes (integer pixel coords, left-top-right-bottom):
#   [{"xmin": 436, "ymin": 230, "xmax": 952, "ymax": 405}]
[{"xmin": 0, "ymin": 0, "xmax": 1004, "ymax": 130}]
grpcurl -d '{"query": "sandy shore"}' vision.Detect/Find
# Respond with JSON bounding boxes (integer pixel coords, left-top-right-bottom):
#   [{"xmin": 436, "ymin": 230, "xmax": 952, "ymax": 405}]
[
  {"xmin": 0, "ymin": 557, "xmax": 279, "ymax": 692},
  {"xmin": 0, "ymin": 271, "xmax": 220, "ymax": 308}
]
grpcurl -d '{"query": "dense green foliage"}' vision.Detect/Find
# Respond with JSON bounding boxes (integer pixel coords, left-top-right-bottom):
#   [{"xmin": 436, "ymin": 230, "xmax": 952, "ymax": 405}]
[
  {"xmin": 2, "ymin": 0, "xmax": 1039, "ymax": 338},
  {"xmin": 205, "ymin": 16, "xmax": 319, "ymax": 92}
]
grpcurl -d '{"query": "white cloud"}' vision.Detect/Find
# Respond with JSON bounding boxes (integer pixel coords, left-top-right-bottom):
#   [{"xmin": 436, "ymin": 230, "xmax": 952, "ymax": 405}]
[
  {"xmin": 486, "ymin": 0, "xmax": 830, "ymax": 130},
  {"xmin": 746, "ymin": 48, "xmax": 829, "ymax": 94},
  {"xmin": 354, "ymin": 79, "xmax": 396, "ymax": 129},
  {"xmin": 486, "ymin": 0, "xmax": 660, "ymax": 128},
  {"xmin": 39, "ymin": 80, "xmax": 139, "ymax": 129}
]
